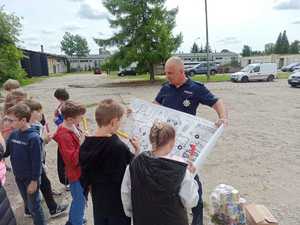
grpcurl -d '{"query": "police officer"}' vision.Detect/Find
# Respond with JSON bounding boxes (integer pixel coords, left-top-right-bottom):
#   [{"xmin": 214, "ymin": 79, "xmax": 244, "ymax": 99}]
[{"xmin": 154, "ymin": 56, "xmax": 228, "ymax": 225}]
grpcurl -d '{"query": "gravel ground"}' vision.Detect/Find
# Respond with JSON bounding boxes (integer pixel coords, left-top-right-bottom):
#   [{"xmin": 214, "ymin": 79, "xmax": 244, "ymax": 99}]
[{"xmin": 3, "ymin": 73, "xmax": 300, "ymax": 225}]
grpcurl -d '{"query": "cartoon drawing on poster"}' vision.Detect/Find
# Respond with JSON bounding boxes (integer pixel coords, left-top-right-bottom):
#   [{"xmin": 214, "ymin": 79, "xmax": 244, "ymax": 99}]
[{"xmin": 120, "ymin": 99, "xmax": 224, "ymax": 169}]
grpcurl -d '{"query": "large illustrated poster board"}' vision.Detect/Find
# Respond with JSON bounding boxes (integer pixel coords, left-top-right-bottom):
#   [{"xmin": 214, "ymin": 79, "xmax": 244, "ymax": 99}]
[{"xmin": 121, "ymin": 99, "xmax": 224, "ymax": 169}]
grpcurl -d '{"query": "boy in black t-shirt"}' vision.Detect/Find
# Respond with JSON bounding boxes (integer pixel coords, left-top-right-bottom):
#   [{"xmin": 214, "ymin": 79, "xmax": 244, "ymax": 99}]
[{"xmin": 80, "ymin": 99, "xmax": 139, "ymax": 225}]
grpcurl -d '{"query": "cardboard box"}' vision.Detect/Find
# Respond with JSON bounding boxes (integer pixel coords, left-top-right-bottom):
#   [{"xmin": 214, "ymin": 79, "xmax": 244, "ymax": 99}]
[{"xmin": 245, "ymin": 204, "xmax": 278, "ymax": 225}]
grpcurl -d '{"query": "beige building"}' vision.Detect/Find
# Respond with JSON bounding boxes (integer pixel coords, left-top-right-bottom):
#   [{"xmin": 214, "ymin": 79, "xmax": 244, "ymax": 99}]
[
  {"xmin": 47, "ymin": 54, "xmax": 68, "ymax": 74},
  {"xmin": 68, "ymin": 53, "xmax": 110, "ymax": 71},
  {"xmin": 174, "ymin": 52, "xmax": 241, "ymax": 65},
  {"xmin": 241, "ymin": 54, "xmax": 300, "ymax": 68}
]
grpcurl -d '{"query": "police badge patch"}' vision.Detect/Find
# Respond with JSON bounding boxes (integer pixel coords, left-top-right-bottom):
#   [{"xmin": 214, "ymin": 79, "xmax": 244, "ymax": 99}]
[{"xmin": 183, "ymin": 99, "xmax": 191, "ymax": 107}]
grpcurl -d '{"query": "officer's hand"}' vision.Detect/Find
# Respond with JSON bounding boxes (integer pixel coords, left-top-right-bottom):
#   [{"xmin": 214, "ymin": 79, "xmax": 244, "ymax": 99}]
[
  {"xmin": 187, "ymin": 161, "xmax": 196, "ymax": 174},
  {"xmin": 129, "ymin": 136, "xmax": 140, "ymax": 155},
  {"xmin": 215, "ymin": 118, "xmax": 228, "ymax": 128}
]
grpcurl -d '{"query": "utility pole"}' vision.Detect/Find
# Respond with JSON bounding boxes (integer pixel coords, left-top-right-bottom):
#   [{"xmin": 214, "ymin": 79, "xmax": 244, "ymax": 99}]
[{"xmin": 205, "ymin": 0, "xmax": 210, "ymax": 80}]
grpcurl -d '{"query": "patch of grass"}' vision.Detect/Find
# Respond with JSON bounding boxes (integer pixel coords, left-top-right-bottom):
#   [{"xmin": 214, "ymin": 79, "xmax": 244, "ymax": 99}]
[
  {"xmin": 19, "ymin": 72, "xmax": 77, "ymax": 87},
  {"xmin": 108, "ymin": 71, "xmax": 231, "ymax": 83},
  {"xmin": 192, "ymin": 74, "xmax": 231, "ymax": 83},
  {"xmin": 20, "ymin": 76, "xmax": 47, "ymax": 86},
  {"xmin": 108, "ymin": 72, "xmax": 166, "ymax": 82},
  {"xmin": 277, "ymin": 72, "xmax": 291, "ymax": 79}
]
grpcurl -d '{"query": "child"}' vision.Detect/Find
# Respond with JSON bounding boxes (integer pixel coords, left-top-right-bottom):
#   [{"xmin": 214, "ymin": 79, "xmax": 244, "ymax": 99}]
[
  {"xmin": 0, "ymin": 113, "xmax": 17, "ymax": 175},
  {"xmin": 24, "ymin": 99, "xmax": 68, "ymax": 218},
  {"xmin": 0, "ymin": 115, "xmax": 15, "ymax": 142},
  {"xmin": 53, "ymin": 88, "xmax": 69, "ymax": 126},
  {"xmin": 121, "ymin": 122, "xmax": 199, "ymax": 225},
  {"xmin": 4, "ymin": 103, "xmax": 46, "ymax": 225},
  {"xmin": 53, "ymin": 100, "xmax": 86, "ymax": 225},
  {"xmin": 79, "ymin": 99, "xmax": 139, "ymax": 225},
  {"xmin": 0, "ymin": 132, "xmax": 17, "ymax": 225},
  {"xmin": 0, "ymin": 132, "xmax": 7, "ymax": 185},
  {"xmin": 53, "ymin": 88, "xmax": 70, "ymax": 186},
  {"xmin": 4, "ymin": 89, "xmax": 28, "ymax": 114},
  {"xmin": 3, "ymin": 79, "xmax": 21, "ymax": 93}
]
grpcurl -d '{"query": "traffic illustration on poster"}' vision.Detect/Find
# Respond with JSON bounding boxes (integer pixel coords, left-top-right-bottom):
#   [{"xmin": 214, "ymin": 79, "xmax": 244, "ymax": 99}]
[{"xmin": 120, "ymin": 99, "xmax": 224, "ymax": 169}]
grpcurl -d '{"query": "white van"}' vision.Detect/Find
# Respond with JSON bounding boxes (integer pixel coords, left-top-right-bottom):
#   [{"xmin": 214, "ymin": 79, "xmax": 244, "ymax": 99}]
[{"xmin": 231, "ymin": 63, "xmax": 277, "ymax": 82}]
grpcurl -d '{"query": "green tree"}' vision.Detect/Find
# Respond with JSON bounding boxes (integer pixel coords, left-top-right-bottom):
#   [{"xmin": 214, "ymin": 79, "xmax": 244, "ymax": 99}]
[
  {"xmin": 274, "ymin": 32, "xmax": 282, "ymax": 54},
  {"xmin": 60, "ymin": 32, "xmax": 90, "ymax": 57},
  {"xmin": 230, "ymin": 57, "xmax": 240, "ymax": 67},
  {"xmin": 242, "ymin": 45, "xmax": 251, "ymax": 57},
  {"xmin": 199, "ymin": 44, "xmax": 204, "ymax": 53},
  {"xmin": 289, "ymin": 40, "xmax": 299, "ymax": 54},
  {"xmin": 60, "ymin": 32, "xmax": 76, "ymax": 56},
  {"xmin": 281, "ymin": 30, "xmax": 289, "ymax": 54},
  {"xmin": 95, "ymin": 0, "xmax": 182, "ymax": 81},
  {"xmin": 221, "ymin": 49, "xmax": 230, "ymax": 53},
  {"xmin": 251, "ymin": 50, "xmax": 263, "ymax": 56},
  {"xmin": 264, "ymin": 43, "xmax": 275, "ymax": 55},
  {"xmin": 0, "ymin": 6, "xmax": 26, "ymax": 84},
  {"xmin": 191, "ymin": 42, "xmax": 200, "ymax": 53},
  {"xmin": 73, "ymin": 34, "xmax": 90, "ymax": 56}
]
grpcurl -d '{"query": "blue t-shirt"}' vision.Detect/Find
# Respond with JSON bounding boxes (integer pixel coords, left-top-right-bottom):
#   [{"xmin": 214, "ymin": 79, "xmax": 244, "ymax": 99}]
[
  {"xmin": 155, "ymin": 79, "xmax": 218, "ymax": 115},
  {"xmin": 54, "ymin": 113, "xmax": 64, "ymax": 126}
]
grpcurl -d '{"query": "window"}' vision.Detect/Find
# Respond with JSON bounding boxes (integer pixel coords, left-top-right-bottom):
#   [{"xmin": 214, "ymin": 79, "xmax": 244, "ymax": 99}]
[
  {"xmin": 253, "ymin": 66, "xmax": 260, "ymax": 72},
  {"xmin": 80, "ymin": 60, "xmax": 88, "ymax": 62}
]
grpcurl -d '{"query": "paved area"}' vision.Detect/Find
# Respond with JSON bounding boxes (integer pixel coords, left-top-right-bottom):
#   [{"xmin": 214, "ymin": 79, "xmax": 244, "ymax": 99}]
[{"xmin": 3, "ymin": 73, "xmax": 300, "ymax": 225}]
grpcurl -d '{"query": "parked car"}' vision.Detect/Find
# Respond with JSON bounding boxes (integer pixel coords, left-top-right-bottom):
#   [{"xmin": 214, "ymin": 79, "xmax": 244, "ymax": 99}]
[
  {"xmin": 183, "ymin": 61, "xmax": 201, "ymax": 70},
  {"xmin": 288, "ymin": 71, "xmax": 300, "ymax": 87},
  {"xmin": 118, "ymin": 68, "xmax": 137, "ymax": 76},
  {"xmin": 292, "ymin": 65, "xmax": 300, "ymax": 72},
  {"xmin": 94, "ymin": 67, "xmax": 102, "ymax": 75},
  {"xmin": 185, "ymin": 62, "xmax": 218, "ymax": 76},
  {"xmin": 231, "ymin": 63, "xmax": 277, "ymax": 82},
  {"xmin": 281, "ymin": 62, "xmax": 300, "ymax": 72}
]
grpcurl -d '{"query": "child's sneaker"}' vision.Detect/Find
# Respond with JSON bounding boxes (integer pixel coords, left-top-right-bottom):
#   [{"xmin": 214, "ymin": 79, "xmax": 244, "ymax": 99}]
[
  {"xmin": 50, "ymin": 204, "xmax": 68, "ymax": 218},
  {"xmin": 24, "ymin": 209, "xmax": 31, "ymax": 218},
  {"xmin": 52, "ymin": 189, "xmax": 63, "ymax": 196},
  {"xmin": 65, "ymin": 184, "xmax": 70, "ymax": 191}
]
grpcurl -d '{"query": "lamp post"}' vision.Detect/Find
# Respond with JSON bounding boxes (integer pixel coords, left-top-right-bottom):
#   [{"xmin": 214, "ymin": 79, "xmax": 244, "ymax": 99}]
[{"xmin": 205, "ymin": 0, "xmax": 210, "ymax": 79}]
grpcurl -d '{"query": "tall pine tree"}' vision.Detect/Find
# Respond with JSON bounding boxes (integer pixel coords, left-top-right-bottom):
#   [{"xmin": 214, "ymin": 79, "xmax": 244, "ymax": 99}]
[
  {"xmin": 191, "ymin": 42, "xmax": 200, "ymax": 53},
  {"xmin": 200, "ymin": 44, "xmax": 204, "ymax": 53},
  {"xmin": 242, "ymin": 45, "xmax": 251, "ymax": 57},
  {"xmin": 274, "ymin": 32, "xmax": 282, "ymax": 54},
  {"xmin": 281, "ymin": 30, "xmax": 289, "ymax": 54},
  {"xmin": 95, "ymin": 0, "xmax": 182, "ymax": 81},
  {"xmin": 275, "ymin": 31, "xmax": 290, "ymax": 54}
]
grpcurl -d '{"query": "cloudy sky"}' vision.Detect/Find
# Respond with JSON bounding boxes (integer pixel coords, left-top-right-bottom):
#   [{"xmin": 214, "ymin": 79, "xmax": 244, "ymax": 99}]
[{"xmin": 2, "ymin": 0, "xmax": 300, "ymax": 55}]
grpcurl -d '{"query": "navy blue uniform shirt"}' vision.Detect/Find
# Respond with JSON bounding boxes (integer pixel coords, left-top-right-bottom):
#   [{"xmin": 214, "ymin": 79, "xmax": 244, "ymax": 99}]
[{"xmin": 155, "ymin": 79, "xmax": 218, "ymax": 115}]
